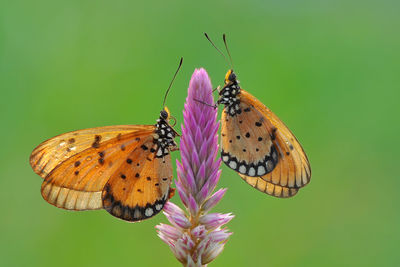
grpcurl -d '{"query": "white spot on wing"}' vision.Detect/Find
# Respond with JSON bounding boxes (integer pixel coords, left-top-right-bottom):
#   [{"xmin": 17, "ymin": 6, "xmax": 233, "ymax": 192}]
[
  {"xmin": 229, "ymin": 161, "xmax": 237, "ymax": 169},
  {"xmin": 155, "ymin": 204, "xmax": 163, "ymax": 211},
  {"xmin": 266, "ymin": 160, "xmax": 273, "ymax": 172},
  {"xmin": 248, "ymin": 167, "xmax": 256, "ymax": 176},
  {"xmin": 145, "ymin": 208, "xmax": 154, "ymax": 217},
  {"xmin": 134, "ymin": 208, "xmax": 141, "ymax": 219},
  {"xmin": 272, "ymin": 150, "xmax": 278, "ymax": 161},
  {"xmin": 257, "ymin": 166, "xmax": 266, "ymax": 176},
  {"xmin": 222, "ymin": 155, "xmax": 229, "ymax": 162},
  {"xmin": 239, "ymin": 165, "xmax": 246, "ymax": 174}
]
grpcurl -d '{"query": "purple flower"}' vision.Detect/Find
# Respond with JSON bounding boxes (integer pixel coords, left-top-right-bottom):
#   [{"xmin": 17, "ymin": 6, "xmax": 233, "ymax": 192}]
[{"xmin": 156, "ymin": 68, "xmax": 233, "ymax": 266}]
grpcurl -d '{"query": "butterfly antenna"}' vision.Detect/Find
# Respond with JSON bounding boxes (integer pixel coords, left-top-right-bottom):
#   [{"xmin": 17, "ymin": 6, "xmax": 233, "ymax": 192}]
[
  {"xmin": 223, "ymin": 33, "xmax": 234, "ymax": 69},
  {"xmin": 163, "ymin": 57, "xmax": 183, "ymax": 107},
  {"xmin": 204, "ymin": 32, "xmax": 230, "ymax": 67}
]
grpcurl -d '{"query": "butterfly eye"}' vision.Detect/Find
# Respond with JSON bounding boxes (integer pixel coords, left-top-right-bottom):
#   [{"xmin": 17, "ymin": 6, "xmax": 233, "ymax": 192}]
[
  {"xmin": 160, "ymin": 110, "xmax": 169, "ymax": 120},
  {"xmin": 228, "ymin": 72, "xmax": 236, "ymax": 82}
]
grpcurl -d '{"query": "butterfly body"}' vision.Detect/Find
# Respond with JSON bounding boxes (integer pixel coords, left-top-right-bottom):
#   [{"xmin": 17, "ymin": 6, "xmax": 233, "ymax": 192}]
[
  {"xmin": 30, "ymin": 109, "xmax": 178, "ymax": 222},
  {"xmin": 219, "ymin": 70, "xmax": 311, "ymax": 198}
]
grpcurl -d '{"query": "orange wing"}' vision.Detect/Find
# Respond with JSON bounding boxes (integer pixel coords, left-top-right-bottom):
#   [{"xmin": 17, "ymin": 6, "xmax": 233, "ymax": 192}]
[
  {"xmin": 221, "ymin": 90, "xmax": 311, "ymax": 197},
  {"xmin": 30, "ymin": 125, "xmax": 153, "ymax": 178},
  {"xmin": 221, "ymin": 98, "xmax": 277, "ymax": 176},
  {"xmin": 240, "ymin": 176, "xmax": 298, "ymax": 198},
  {"xmin": 102, "ymin": 136, "xmax": 173, "ymax": 222},
  {"xmin": 30, "ymin": 125, "xmax": 156, "ymax": 210}
]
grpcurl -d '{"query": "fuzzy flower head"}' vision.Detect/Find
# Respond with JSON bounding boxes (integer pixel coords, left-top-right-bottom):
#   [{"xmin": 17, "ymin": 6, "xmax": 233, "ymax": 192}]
[{"xmin": 156, "ymin": 68, "xmax": 233, "ymax": 266}]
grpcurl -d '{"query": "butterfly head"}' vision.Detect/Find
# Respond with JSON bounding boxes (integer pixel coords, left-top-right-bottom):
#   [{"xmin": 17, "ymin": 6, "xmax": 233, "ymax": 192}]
[
  {"xmin": 160, "ymin": 107, "xmax": 171, "ymax": 121},
  {"xmin": 160, "ymin": 107, "xmax": 178, "ymax": 129},
  {"xmin": 225, "ymin": 69, "xmax": 237, "ymax": 85}
]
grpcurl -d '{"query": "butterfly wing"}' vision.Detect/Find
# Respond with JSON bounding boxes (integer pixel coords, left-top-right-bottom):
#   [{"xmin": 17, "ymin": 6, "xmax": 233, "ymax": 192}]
[
  {"xmin": 30, "ymin": 125, "xmax": 153, "ymax": 178},
  {"xmin": 102, "ymin": 137, "xmax": 173, "ymax": 222},
  {"xmin": 221, "ymin": 89, "xmax": 311, "ymax": 196},
  {"xmin": 240, "ymin": 176, "xmax": 298, "ymax": 198},
  {"xmin": 31, "ymin": 125, "xmax": 156, "ymax": 210}
]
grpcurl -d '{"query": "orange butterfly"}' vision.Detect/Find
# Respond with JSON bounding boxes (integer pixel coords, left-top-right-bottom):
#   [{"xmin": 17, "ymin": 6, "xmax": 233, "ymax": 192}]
[
  {"xmin": 205, "ymin": 34, "xmax": 311, "ymax": 198},
  {"xmin": 29, "ymin": 58, "xmax": 183, "ymax": 222}
]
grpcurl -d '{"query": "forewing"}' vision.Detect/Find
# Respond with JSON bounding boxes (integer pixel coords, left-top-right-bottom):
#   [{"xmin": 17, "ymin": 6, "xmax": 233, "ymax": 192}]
[
  {"xmin": 30, "ymin": 125, "xmax": 154, "ymax": 178},
  {"xmin": 34, "ymin": 125, "xmax": 155, "ymax": 210},
  {"xmin": 102, "ymin": 138, "xmax": 173, "ymax": 222},
  {"xmin": 240, "ymin": 90, "xmax": 311, "ymax": 190}
]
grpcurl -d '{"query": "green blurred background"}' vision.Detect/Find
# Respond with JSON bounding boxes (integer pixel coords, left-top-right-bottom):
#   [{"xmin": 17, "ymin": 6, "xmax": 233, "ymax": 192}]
[{"xmin": 1, "ymin": 0, "xmax": 399, "ymax": 266}]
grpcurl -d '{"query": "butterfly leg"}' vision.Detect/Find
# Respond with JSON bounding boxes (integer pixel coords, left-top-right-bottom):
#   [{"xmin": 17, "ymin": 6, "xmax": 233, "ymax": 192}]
[
  {"xmin": 168, "ymin": 187, "xmax": 176, "ymax": 199},
  {"xmin": 193, "ymin": 99, "xmax": 218, "ymax": 109},
  {"xmin": 212, "ymin": 85, "xmax": 221, "ymax": 93}
]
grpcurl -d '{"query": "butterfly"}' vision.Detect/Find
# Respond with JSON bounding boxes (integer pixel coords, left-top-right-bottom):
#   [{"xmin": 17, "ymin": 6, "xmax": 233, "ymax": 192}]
[
  {"xmin": 29, "ymin": 58, "xmax": 183, "ymax": 222},
  {"xmin": 205, "ymin": 34, "xmax": 311, "ymax": 198}
]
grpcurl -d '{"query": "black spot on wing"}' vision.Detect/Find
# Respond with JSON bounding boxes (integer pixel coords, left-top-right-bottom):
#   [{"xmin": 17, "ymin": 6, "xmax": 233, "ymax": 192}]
[{"xmin": 92, "ymin": 135, "xmax": 101, "ymax": 148}]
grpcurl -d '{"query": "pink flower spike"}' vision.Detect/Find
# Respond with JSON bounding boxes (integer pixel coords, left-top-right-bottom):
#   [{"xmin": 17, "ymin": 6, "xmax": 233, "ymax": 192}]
[
  {"xmin": 199, "ymin": 213, "xmax": 234, "ymax": 230},
  {"xmin": 208, "ymin": 229, "xmax": 233, "ymax": 242},
  {"xmin": 163, "ymin": 202, "xmax": 186, "ymax": 217},
  {"xmin": 202, "ymin": 243, "xmax": 225, "ymax": 265},
  {"xmin": 191, "ymin": 225, "xmax": 207, "ymax": 239},
  {"xmin": 156, "ymin": 223, "xmax": 182, "ymax": 241},
  {"xmin": 157, "ymin": 68, "xmax": 233, "ymax": 265},
  {"xmin": 202, "ymin": 188, "xmax": 227, "ymax": 213},
  {"xmin": 157, "ymin": 232, "xmax": 174, "ymax": 246},
  {"xmin": 188, "ymin": 195, "xmax": 199, "ymax": 215},
  {"xmin": 164, "ymin": 213, "xmax": 191, "ymax": 229},
  {"xmin": 175, "ymin": 181, "xmax": 189, "ymax": 207}
]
